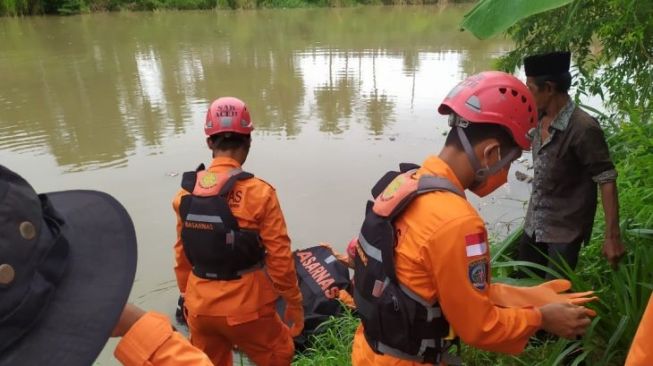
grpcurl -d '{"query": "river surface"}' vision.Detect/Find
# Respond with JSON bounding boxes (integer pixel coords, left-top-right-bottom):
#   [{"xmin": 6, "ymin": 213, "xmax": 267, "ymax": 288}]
[{"xmin": 0, "ymin": 5, "xmax": 533, "ymax": 364}]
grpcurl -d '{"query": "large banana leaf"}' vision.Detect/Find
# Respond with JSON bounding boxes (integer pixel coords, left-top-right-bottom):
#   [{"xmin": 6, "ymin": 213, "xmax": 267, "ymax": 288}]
[{"xmin": 461, "ymin": 0, "xmax": 574, "ymax": 40}]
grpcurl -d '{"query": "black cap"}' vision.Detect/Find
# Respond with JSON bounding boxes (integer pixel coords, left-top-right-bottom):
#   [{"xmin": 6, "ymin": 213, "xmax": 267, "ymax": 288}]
[
  {"xmin": 0, "ymin": 165, "xmax": 137, "ymax": 366},
  {"xmin": 523, "ymin": 51, "xmax": 571, "ymax": 77}
]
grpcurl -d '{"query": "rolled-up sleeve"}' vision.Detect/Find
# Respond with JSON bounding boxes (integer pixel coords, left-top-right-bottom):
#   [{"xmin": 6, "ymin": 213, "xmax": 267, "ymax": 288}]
[
  {"xmin": 574, "ymin": 123, "xmax": 617, "ymax": 184},
  {"xmin": 115, "ymin": 312, "xmax": 212, "ymax": 366}
]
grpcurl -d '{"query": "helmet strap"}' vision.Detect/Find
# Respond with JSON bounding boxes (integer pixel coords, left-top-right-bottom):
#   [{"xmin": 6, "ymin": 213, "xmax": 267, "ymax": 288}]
[{"xmin": 456, "ymin": 126, "xmax": 520, "ymax": 188}]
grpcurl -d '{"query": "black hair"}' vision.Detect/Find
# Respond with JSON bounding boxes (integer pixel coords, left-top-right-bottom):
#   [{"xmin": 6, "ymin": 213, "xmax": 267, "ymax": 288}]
[
  {"xmin": 532, "ymin": 71, "xmax": 572, "ymax": 93},
  {"xmin": 208, "ymin": 133, "xmax": 251, "ymax": 151},
  {"xmin": 445, "ymin": 123, "xmax": 518, "ymax": 152}
]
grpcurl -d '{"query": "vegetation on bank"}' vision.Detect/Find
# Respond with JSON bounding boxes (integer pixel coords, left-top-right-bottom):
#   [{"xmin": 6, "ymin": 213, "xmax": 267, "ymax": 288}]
[
  {"xmin": 0, "ymin": 0, "xmax": 468, "ymax": 16},
  {"xmin": 294, "ymin": 0, "xmax": 653, "ymax": 365},
  {"xmin": 293, "ymin": 307, "xmax": 360, "ymax": 366}
]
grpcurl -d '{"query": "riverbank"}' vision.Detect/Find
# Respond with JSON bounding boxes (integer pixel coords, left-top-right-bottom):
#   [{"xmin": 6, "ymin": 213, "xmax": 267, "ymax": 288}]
[{"xmin": 0, "ymin": 0, "xmax": 468, "ymax": 17}]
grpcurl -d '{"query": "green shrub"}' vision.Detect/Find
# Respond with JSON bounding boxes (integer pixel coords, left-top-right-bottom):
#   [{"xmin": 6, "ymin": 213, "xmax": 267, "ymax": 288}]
[{"xmin": 293, "ymin": 307, "xmax": 360, "ymax": 366}]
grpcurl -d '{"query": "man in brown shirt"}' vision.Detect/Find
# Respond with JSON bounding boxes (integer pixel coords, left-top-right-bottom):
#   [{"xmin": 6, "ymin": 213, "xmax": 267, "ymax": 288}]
[{"xmin": 518, "ymin": 51, "xmax": 626, "ymax": 278}]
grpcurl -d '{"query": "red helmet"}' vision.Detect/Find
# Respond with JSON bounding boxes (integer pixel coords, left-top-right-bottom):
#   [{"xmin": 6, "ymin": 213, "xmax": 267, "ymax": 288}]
[
  {"xmin": 438, "ymin": 71, "xmax": 537, "ymax": 150},
  {"xmin": 204, "ymin": 97, "xmax": 254, "ymax": 137}
]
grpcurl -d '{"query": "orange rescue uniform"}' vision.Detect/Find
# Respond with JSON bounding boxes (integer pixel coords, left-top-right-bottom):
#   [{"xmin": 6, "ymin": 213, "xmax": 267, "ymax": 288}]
[
  {"xmin": 352, "ymin": 156, "xmax": 542, "ymax": 365},
  {"xmin": 626, "ymin": 294, "xmax": 653, "ymax": 365},
  {"xmin": 173, "ymin": 157, "xmax": 302, "ymax": 366},
  {"xmin": 115, "ymin": 312, "xmax": 213, "ymax": 366}
]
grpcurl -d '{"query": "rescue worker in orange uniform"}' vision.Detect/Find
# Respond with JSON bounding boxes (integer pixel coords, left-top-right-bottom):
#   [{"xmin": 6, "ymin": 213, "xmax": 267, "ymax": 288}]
[
  {"xmin": 0, "ymin": 165, "xmax": 212, "ymax": 366},
  {"xmin": 173, "ymin": 97, "xmax": 304, "ymax": 366},
  {"xmin": 626, "ymin": 294, "xmax": 653, "ymax": 365},
  {"xmin": 351, "ymin": 72, "xmax": 592, "ymax": 365}
]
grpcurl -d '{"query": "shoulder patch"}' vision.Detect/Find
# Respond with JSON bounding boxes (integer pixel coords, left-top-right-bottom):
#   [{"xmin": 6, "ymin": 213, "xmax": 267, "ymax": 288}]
[
  {"xmin": 468, "ymin": 259, "xmax": 488, "ymax": 291},
  {"xmin": 380, "ymin": 174, "xmax": 405, "ymax": 201},
  {"xmin": 199, "ymin": 171, "xmax": 218, "ymax": 189}
]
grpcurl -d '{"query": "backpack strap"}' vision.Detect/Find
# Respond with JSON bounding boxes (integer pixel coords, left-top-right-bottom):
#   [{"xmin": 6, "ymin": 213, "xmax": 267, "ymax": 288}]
[
  {"xmin": 217, "ymin": 170, "xmax": 254, "ymax": 196},
  {"xmin": 180, "ymin": 163, "xmax": 207, "ymax": 192},
  {"xmin": 417, "ymin": 175, "xmax": 464, "ymax": 197},
  {"xmin": 371, "ymin": 163, "xmax": 421, "ymax": 198},
  {"xmin": 398, "ymin": 162, "xmax": 420, "ymax": 173}
]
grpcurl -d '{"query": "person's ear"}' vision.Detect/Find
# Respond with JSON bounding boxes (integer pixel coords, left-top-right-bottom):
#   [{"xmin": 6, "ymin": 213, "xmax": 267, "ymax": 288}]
[
  {"xmin": 206, "ymin": 137, "xmax": 214, "ymax": 150},
  {"xmin": 481, "ymin": 140, "xmax": 501, "ymax": 167},
  {"xmin": 545, "ymin": 81, "xmax": 556, "ymax": 95}
]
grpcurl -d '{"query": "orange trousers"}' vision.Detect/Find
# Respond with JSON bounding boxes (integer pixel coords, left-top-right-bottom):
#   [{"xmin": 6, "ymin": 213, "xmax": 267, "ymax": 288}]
[
  {"xmin": 187, "ymin": 303, "xmax": 294, "ymax": 366},
  {"xmin": 352, "ymin": 326, "xmax": 447, "ymax": 366}
]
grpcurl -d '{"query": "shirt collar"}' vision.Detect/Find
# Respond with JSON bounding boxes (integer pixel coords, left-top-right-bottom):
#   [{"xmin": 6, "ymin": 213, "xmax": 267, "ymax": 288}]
[
  {"xmin": 419, "ymin": 155, "xmax": 465, "ymax": 194},
  {"xmin": 550, "ymin": 99, "xmax": 576, "ymax": 131},
  {"xmin": 209, "ymin": 156, "xmax": 242, "ymax": 170}
]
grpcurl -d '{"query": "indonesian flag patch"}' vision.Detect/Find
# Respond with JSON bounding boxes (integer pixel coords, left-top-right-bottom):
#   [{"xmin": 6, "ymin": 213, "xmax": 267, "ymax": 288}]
[{"xmin": 465, "ymin": 232, "xmax": 488, "ymax": 257}]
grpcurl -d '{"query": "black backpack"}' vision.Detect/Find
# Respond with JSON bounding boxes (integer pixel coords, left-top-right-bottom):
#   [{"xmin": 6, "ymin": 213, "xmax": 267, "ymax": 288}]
[{"xmin": 277, "ymin": 245, "xmax": 353, "ymax": 350}]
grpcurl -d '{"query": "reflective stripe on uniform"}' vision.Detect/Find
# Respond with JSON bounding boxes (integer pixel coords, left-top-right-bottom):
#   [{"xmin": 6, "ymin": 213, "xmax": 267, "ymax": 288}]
[
  {"xmin": 358, "ymin": 234, "xmax": 383, "ymax": 262},
  {"xmin": 186, "ymin": 214, "xmax": 223, "ymax": 223}
]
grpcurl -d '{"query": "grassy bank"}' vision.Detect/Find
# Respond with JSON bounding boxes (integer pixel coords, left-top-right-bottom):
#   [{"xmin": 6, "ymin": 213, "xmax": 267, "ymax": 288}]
[
  {"xmin": 0, "ymin": 0, "xmax": 468, "ymax": 16},
  {"xmin": 290, "ymin": 121, "xmax": 653, "ymax": 366}
]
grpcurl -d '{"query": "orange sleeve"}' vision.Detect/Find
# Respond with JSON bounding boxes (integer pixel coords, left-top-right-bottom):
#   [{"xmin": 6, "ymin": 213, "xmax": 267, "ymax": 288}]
[
  {"xmin": 172, "ymin": 190, "xmax": 192, "ymax": 294},
  {"xmin": 424, "ymin": 215, "xmax": 541, "ymax": 354},
  {"xmin": 114, "ymin": 312, "xmax": 212, "ymax": 366},
  {"xmin": 626, "ymin": 294, "xmax": 653, "ymax": 365},
  {"xmin": 257, "ymin": 187, "xmax": 302, "ymax": 306}
]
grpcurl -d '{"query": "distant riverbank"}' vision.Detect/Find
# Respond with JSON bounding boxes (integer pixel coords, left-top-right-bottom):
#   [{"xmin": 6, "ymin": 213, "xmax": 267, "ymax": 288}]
[{"xmin": 1, "ymin": 0, "xmax": 470, "ymax": 17}]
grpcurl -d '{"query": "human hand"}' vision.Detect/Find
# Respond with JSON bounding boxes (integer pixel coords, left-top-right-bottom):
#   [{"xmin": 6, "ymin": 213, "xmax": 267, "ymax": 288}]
[
  {"xmin": 602, "ymin": 237, "xmax": 626, "ymax": 269},
  {"xmin": 284, "ymin": 303, "xmax": 304, "ymax": 337},
  {"xmin": 111, "ymin": 303, "xmax": 147, "ymax": 337},
  {"xmin": 539, "ymin": 302, "xmax": 591, "ymax": 339},
  {"xmin": 175, "ymin": 294, "xmax": 187, "ymax": 325}
]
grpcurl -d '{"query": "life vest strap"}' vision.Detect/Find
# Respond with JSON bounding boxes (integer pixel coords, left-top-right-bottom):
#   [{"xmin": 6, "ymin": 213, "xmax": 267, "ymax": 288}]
[{"xmin": 193, "ymin": 261, "xmax": 264, "ymax": 281}]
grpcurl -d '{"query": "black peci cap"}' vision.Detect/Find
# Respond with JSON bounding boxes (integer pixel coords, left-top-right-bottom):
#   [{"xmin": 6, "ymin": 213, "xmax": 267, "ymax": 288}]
[{"xmin": 524, "ymin": 51, "xmax": 571, "ymax": 77}]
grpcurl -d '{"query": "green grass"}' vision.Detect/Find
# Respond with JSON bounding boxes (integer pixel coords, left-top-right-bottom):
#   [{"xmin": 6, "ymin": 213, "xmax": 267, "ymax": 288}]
[{"xmin": 293, "ymin": 307, "xmax": 360, "ymax": 366}]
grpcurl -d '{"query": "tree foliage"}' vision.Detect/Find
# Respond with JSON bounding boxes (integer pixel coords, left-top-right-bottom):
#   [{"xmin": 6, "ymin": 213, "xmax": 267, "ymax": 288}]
[{"xmin": 491, "ymin": 0, "xmax": 653, "ymax": 122}]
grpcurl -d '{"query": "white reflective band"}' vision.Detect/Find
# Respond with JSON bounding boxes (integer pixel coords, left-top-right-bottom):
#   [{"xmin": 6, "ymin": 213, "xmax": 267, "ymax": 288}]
[
  {"xmin": 358, "ymin": 234, "xmax": 383, "ymax": 262},
  {"xmin": 186, "ymin": 214, "xmax": 223, "ymax": 223},
  {"xmin": 466, "ymin": 243, "xmax": 487, "ymax": 257},
  {"xmin": 324, "ymin": 255, "xmax": 336, "ymax": 264}
]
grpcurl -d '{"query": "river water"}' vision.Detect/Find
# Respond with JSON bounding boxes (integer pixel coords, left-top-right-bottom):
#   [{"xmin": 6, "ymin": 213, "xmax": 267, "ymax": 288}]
[{"xmin": 0, "ymin": 5, "xmax": 533, "ymax": 364}]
